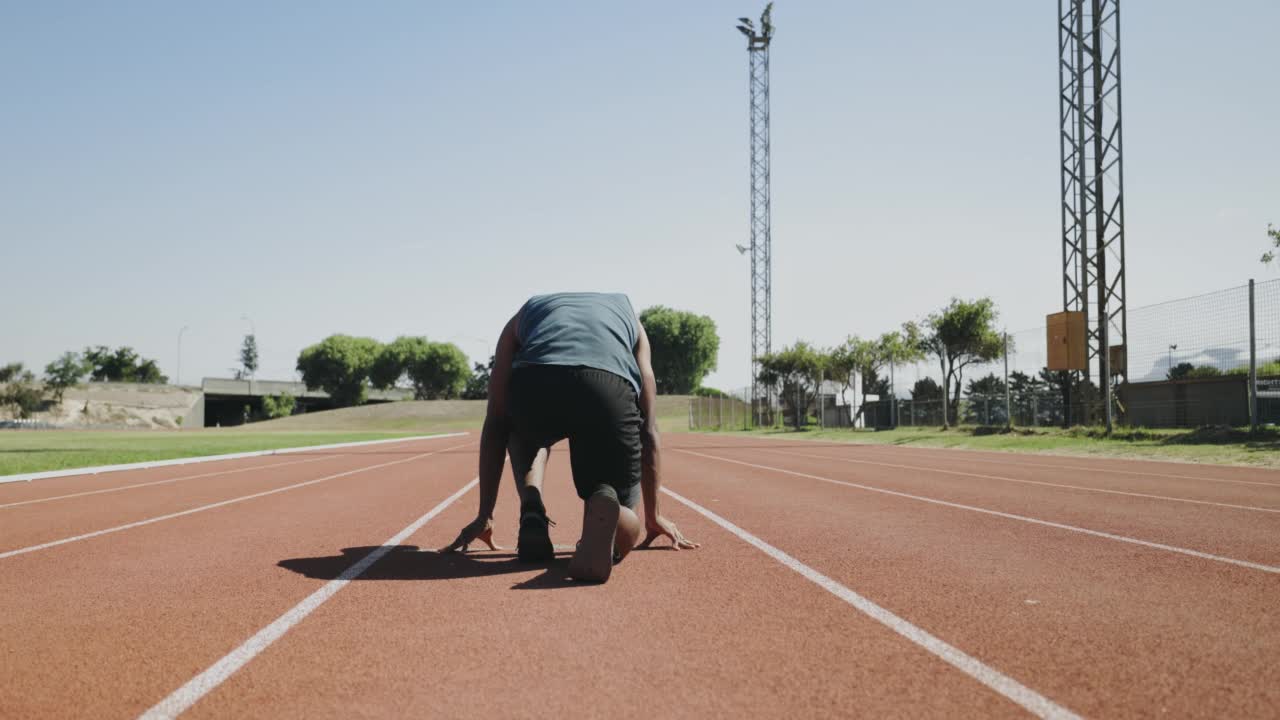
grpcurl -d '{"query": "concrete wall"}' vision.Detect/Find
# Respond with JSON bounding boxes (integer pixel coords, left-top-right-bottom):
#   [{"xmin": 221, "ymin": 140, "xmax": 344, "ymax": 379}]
[
  {"xmin": 200, "ymin": 378, "xmax": 412, "ymax": 402},
  {"xmin": 183, "ymin": 394, "xmax": 205, "ymax": 428},
  {"xmin": 199, "ymin": 377, "xmax": 415, "ymax": 427},
  {"xmin": 1118, "ymin": 376, "xmax": 1249, "ymax": 427}
]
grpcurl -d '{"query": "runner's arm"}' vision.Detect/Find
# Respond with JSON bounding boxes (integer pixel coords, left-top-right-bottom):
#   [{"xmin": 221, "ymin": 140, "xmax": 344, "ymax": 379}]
[
  {"xmin": 634, "ymin": 323, "xmax": 699, "ymax": 550},
  {"xmin": 439, "ymin": 313, "xmax": 518, "ymax": 553},
  {"xmin": 476, "ymin": 313, "xmax": 520, "ymax": 521},
  {"xmin": 635, "ymin": 323, "xmax": 662, "ymax": 524}
]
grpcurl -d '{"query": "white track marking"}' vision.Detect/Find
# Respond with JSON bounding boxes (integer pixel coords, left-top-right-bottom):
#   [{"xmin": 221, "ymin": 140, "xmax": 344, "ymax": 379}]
[
  {"xmin": 0, "ymin": 432, "xmax": 468, "ymax": 485},
  {"xmin": 0, "ymin": 443, "xmax": 472, "ymax": 560},
  {"xmin": 662, "ymin": 487, "xmax": 1081, "ymax": 720},
  {"xmin": 1, "ymin": 436, "xmax": 435, "ymax": 510},
  {"xmin": 137, "ymin": 477, "xmax": 477, "ymax": 720},
  {"xmin": 0, "ymin": 455, "xmax": 334, "ymax": 510},
  {"xmin": 677, "ymin": 449, "xmax": 1280, "ymax": 575},
  {"xmin": 839, "ymin": 443, "xmax": 1280, "ymax": 489},
  {"xmin": 756, "ymin": 447, "xmax": 1280, "ymax": 514},
  {"xmin": 694, "ymin": 433, "xmax": 1280, "ymax": 489}
]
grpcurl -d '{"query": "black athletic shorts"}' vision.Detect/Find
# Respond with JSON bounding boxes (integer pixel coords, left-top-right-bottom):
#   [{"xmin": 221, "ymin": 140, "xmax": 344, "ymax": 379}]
[{"xmin": 507, "ymin": 365, "xmax": 642, "ymax": 509}]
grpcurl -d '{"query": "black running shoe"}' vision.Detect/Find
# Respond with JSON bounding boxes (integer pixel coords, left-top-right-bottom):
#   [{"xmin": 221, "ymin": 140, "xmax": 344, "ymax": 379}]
[{"xmin": 517, "ymin": 508, "xmax": 555, "ymax": 563}]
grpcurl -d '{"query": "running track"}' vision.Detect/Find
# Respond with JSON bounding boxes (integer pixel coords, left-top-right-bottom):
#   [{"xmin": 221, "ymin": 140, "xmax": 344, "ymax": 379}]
[{"xmin": 2, "ymin": 432, "xmax": 1278, "ymax": 718}]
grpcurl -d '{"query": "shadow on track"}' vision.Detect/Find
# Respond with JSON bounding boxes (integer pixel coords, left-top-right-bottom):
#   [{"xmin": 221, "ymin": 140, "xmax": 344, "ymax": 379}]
[{"xmin": 278, "ymin": 545, "xmax": 590, "ymax": 590}]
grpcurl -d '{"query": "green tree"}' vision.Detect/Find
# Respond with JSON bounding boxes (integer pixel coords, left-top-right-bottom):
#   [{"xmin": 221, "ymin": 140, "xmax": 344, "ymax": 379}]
[
  {"xmin": 84, "ymin": 346, "xmax": 126, "ymax": 381},
  {"xmin": 879, "ymin": 322, "xmax": 927, "ymax": 406},
  {"xmin": 82, "ymin": 346, "xmax": 168, "ymax": 384},
  {"xmin": 1168, "ymin": 363, "xmax": 1222, "ymax": 380},
  {"xmin": 758, "ymin": 341, "xmax": 824, "ymax": 429},
  {"xmin": 1035, "ymin": 367, "xmax": 1101, "ymax": 427},
  {"xmin": 409, "ymin": 342, "xmax": 470, "ymax": 400},
  {"xmin": 923, "ymin": 298, "xmax": 1004, "ymax": 427},
  {"xmin": 0, "ymin": 362, "xmax": 25, "ymax": 383},
  {"xmin": 0, "ymin": 366, "xmax": 45, "ymax": 419},
  {"xmin": 297, "ymin": 335, "xmax": 382, "ymax": 407},
  {"xmin": 134, "ymin": 359, "xmax": 166, "ymax": 384},
  {"xmin": 262, "ymin": 392, "xmax": 297, "ymax": 419},
  {"xmin": 904, "ymin": 376, "xmax": 944, "ymax": 425},
  {"xmin": 825, "ymin": 343, "xmax": 858, "ymax": 407},
  {"xmin": 240, "ymin": 334, "xmax": 259, "ymax": 380},
  {"xmin": 862, "ymin": 369, "xmax": 890, "ymax": 397},
  {"xmin": 831, "ymin": 325, "xmax": 922, "ymax": 411},
  {"xmin": 839, "ymin": 336, "xmax": 882, "ymax": 400},
  {"xmin": 0, "ymin": 382, "xmax": 45, "ymax": 419},
  {"xmin": 1007, "ymin": 370, "xmax": 1046, "ymax": 424},
  {"xmin": 369, "ymin": 336, "xmax": 420, "ymax": 391},
  {"xmin": 963, "ymin": 373, "xmax": 1008, "ymax": 425},
  {"xmin": 910, "ymin": 377, "xmax": 943, "ymax": 401},
  {"xmin": 1261, "ymin": 224, "xmax": 1279, "ymax": 264},
  {"xmin": 462, "ymin": 355, "xmax": 494, "ymax": 400},
  {"xmin": 370, "ymin": 337, "xmax": 470, "ymax": 400},
  {"xmin": 43, "ymin": 352, "xmax": 89, "ymax": 403},
  {"xmin": 638, "ymin": 306, "xmax": 720, "ymax": 394}
]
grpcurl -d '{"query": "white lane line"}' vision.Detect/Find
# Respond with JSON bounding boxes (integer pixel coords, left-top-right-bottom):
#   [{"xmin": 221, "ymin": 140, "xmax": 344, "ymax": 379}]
[
  {"xmin": 138, "ymin": 477, "xmax": 477, "ymax": 720},
  {"xmin": 0, "ymin": 455, "xmax": 333, "ymax": 510},
  {"xmin": 0, "ymin": 443, "xmax": 472, "ymax": 561},
  {"xmin": 691, "ymin": 434, "xmax": 1280, "ymax": 488},
  {"xmin": 0, "ymin": 436, "xmax": 435, "ymax": 510},
  {"xmin": 0, "ymin": 432, "xmax": 469, "ymax": 485},
  {"xmin": 662, "ymin": 487, "xmax": 1081, "ymax": 720},
  {"xmin": 845, "ymin": 444, "xmax": 1280, "ymax": 489},
  {"xmin": 755, "ymin": 447, "xmax": 1280, "ymax": 514},
  {"xmin": 676, "ymin": 449, "xmax": 1280, "ymax": 575}
]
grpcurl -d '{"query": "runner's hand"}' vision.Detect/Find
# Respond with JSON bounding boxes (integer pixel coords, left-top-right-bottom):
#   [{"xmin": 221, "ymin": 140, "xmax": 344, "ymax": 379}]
[
  {"xmin": 639, "ymin": 515, "xmax": 700, "ymax": 550},
  {"xmin": 439, "ymin": 516, "xmax": 502, "ymax": 553}
]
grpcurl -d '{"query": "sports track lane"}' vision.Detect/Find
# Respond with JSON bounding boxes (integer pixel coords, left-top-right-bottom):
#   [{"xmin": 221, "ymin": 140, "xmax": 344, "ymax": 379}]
[
  {"xmin": 0, "ymin": 438, "xmax": 477, "ymax": 719},
  {"xmin": 666, "ymin": 434, "xmax": 1280, "ymax": 718},
  {"xmin": 675, "ymin": 439, "xmax": 1280, "ymax": 568},
  {"xmin": 0, "ymin": 440, "xmax": 465, "ymax": 554},
  {"xmin": 0, "ymin": 435, "xmax": 465, "ymax": 508},
  {"xmin": 169, "ymin": 442, "xmax": 1045, "ymax": 719},
  {"xmin": 10, "ymin": 431, "xmax": 1277, "ymax": 718},
  {"xmin": 759, "ymin": 438, "xmax": 1280, "ymax": 497},
  {"xmin": 832, "ymin": 446, "xmax": 1280, "ymax": 508},
  {"xmin": 0, "ymin": 453, "xmax": 343, "ymax": 507},
  {"xmin": 825, "ymin": 441, "xmax": 1280, "ymax": 487}
]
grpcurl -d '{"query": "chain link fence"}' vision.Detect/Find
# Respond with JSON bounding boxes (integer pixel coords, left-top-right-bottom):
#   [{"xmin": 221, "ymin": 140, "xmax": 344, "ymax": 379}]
[
  {"xmin": 689, "ymin": 277, "xmax": 1280, "ymax": 431},
  {"xmin": 686, "ymin": 388, "xmax": 758, "ymax": 431}
]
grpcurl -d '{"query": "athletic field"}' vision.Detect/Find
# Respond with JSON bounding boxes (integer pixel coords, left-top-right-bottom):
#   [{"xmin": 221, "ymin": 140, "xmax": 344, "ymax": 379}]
[{"xmin": 3, "ymin": 432, "xmax": 1278, "ymax": 717}]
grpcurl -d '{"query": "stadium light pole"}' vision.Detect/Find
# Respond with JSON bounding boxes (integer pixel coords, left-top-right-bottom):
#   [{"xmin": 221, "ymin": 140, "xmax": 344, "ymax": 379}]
[
  {"xmin": 736, "ymin": 3, "xmax": 775, "ymax": 428},
  {"xmin": 177, "ymin": 325, "xmax": 189, "ymax": 387},
  {"xmin": 1059, "ymin": 0, "xmax": 1128, "ymax": 423},
  {"xmin": 734, "ymin": 243, "xmax": 750, "ymax": 415}
]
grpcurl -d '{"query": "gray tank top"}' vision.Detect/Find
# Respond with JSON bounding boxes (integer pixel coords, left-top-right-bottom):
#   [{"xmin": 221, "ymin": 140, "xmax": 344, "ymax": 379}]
[{"xmin": 513, "ymin": 292, "xmax": 642, "ymax": 394}]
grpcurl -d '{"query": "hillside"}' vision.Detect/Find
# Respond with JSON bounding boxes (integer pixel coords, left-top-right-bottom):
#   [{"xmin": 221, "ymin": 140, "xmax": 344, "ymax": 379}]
[{"xmin": 0, "ymin": 382, "xmax": 201, "ymax": 429}]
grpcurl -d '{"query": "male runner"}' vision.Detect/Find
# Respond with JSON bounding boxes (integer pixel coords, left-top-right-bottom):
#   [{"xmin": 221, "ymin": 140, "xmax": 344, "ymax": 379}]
[{"xmin": 441, "ymin": 292, "xmax": 697, "ymax": 582}]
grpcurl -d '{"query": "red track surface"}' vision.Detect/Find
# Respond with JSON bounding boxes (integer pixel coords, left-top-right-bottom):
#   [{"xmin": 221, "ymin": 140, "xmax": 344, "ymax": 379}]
[{"xmin": 3, "ymin": 433, "xmax": 1279, "ymax": 718}]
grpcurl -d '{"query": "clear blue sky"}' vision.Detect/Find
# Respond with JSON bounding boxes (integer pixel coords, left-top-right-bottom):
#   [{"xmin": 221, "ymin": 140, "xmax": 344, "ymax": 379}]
[{"xmin": 3, "ymin": 1, "xmax": 1276, "ymax": 391}]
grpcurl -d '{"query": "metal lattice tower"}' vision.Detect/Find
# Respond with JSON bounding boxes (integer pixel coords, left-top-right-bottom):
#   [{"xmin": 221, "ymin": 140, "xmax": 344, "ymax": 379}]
[
  {"xmin": 736, "ymin": 4, "xmax": 774, "ymax": 424},
  {"xmin": 1058, "ymin": 0, "xmax": 1127, "ymax": 422}
]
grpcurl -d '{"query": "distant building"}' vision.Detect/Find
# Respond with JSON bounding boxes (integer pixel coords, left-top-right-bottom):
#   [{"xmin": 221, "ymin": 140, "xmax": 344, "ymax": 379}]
[{"xmin": 196, "ymin": 378, "xmax": 413, "ymax": 427}]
